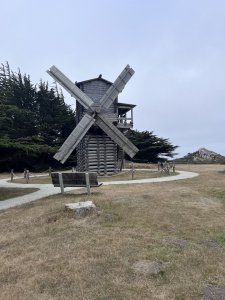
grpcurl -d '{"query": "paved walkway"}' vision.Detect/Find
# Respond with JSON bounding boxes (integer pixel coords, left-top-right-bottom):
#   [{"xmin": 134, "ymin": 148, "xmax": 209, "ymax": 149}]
[{"xmin": 0, "ymin": 170, "xmax": 199, "ymax": 210}]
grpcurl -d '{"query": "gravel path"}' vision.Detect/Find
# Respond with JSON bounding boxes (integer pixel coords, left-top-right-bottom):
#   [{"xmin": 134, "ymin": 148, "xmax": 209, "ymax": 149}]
[{"xmin": 0, "ymin": 170, "xmax": 198, "ymax": 210}]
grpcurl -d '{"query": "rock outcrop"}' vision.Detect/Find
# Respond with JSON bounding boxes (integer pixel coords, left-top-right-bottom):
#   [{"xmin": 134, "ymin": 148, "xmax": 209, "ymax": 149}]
[{"xmin": 175, "ymin": 148, "xmax": 225, "ymax": 164}]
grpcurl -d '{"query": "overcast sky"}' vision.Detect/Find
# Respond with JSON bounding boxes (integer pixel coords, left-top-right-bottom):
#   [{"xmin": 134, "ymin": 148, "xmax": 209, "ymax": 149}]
[{"xmin": 1, "ymin": 0, "xmax": 225, "ymax": 157}]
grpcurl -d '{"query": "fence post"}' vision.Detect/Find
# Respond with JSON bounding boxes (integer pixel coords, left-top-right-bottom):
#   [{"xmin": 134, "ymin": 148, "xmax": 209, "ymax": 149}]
[
  {"xmin": 173, "ymin": 163, "xmax": 176, "ymax": 173},
  {"xmin": 58, "ymin": 173, "xmax": 64, "ymax": 194},
  {"xmin": 85, "ymin": 172, "xmax": 91, "ymax": 195},
  {"xmin": 131, "ymin": 163, "xmax": 134, "ymax": 180},
  {"xmin": 10, "ymin": 169, "xmax": 14, "ymax": 182},
  {"xmin": 26, "ymin": 170, "xmax": 30, "ymax": 183},
  {"xmin": 48, "ymin": 167, "xmax": 52, "ymax": 176}
]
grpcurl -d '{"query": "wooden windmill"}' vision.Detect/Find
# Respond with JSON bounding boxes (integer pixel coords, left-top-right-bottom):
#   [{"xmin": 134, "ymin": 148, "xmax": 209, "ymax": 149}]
[{"xmin": 47, "ymin": 65, "xmax": 138, "ymax": 175}]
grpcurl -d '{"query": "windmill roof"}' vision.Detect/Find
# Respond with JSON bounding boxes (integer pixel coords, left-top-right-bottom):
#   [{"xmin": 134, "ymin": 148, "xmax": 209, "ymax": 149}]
[
  {"xmin": 117, "ymin": 102, "xmax": 136, "ymax": 108},
  {"xmin": 76, "ymin": 76, "xmax": 112, "ymax": 86},
  {"xmin": 117, "ymin": 102, "xmax": 136, "ymax": 114}
]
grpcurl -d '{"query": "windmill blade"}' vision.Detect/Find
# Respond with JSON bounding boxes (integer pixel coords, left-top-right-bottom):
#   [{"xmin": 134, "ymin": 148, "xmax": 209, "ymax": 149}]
[
  {"xmin": 54, "ymin": 114, "xmax": 95, "ymax": 163},
  {"xmin": 99, "ymin": 65, "xmax": 135, "ymax": 110},
  {"xmin": 95, "ymin": 114, "xmax": 138, "ymax": 158},
  {"xmin": 47, "ymin": 66, "xmax": 94, "ymax": 110}
]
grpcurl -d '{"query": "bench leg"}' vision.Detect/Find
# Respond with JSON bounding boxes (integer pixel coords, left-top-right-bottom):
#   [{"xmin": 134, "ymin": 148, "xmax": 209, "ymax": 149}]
[
  {"xmin": 85, "ymin": 173, "xmax": 91, "ymax": 195},
  {"xmin": 58, "ymin": 173, "xmax": 64, "ymax": 194}
]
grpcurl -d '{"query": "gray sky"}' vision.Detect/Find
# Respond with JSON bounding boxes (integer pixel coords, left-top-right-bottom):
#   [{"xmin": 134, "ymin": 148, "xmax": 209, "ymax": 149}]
[{"xmin": 1, "ymin": 0, "xmax": 225, "ymax": 157}]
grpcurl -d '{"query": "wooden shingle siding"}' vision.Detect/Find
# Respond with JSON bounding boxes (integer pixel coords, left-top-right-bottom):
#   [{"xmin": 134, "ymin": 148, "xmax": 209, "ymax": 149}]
[
  {"xmin": 76, "ymin": 134, "xmax": 118, "ymax": 175},
  {"xmin": 79, "ymin": 79, "xmax": 117, "ymax": 114},
  {"xmin": 76, "ymin": 78, "xmax": 119, "ymax": 175}
]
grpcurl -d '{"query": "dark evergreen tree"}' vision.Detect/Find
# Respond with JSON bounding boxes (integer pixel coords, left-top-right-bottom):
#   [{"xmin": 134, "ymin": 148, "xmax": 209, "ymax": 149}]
[
  {"xmin": 0, "ymin": 62, "xmax": 76, "ymax": 171},
  {"xmin": 126, "ymin": 130, "xmax": 178, "ymax": 162},
  {"xmin": 36, "ymin": 81, "xmax": 75, "ymax": 146}
]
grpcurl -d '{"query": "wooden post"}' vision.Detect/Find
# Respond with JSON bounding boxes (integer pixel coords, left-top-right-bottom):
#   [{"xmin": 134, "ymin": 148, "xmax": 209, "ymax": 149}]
[
  {"xmin": 10, "ymin": 169, "xmax": 14, "ymax": 182},
  {"xmin": 85, "ymin": 172, "xmax": 91, "ymax": 195},
  {"xmin": 26, "ymin": 170, "xmax": 30, "ymax": 183},
  {"xmin": 166, "ymin": 162, "xmax": 170, "ymax": 175},
  {"xmin": 72, "ymin": 167, "xmax": 75, "ymax": 173},
  {"xmin": 58, "ymin": 173, "xmax": 64, "ymax": 194},
  {"xmin": 131, "ymin": 162, "xmax": 134, "ymax": 180},
  {"xmin": 157, "ymin": 162, "xmax": 160, "ymax": 171},
  {"xmin": 24, "ymin": 168, "xmax": 27, "ymax": 178},
  {"xmin": 173, "ymin": 163, "xmax": 176, "ymax": 173},
  {"xmin": 131, "ymin": 108, "xmax": 133, "ymax": 125},
  {"xmin": 120, "ymin": 150, "xmax": 124, "ymax": 171},
  {"xmin": 48, "ymin": 167, "xmax": 52, "ymax": 176}
]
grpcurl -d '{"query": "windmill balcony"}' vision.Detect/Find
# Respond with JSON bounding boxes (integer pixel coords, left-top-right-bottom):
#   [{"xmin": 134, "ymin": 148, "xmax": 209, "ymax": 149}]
[{"xmin": 117, "ymin": 117, "xmax": 133, "ymax": 129}]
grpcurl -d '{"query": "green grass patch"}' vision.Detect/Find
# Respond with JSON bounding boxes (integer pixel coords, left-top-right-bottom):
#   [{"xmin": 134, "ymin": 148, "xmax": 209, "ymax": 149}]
[{"xmin": 215, "ymin": 235, "xmax": 225, "ymax": 245}]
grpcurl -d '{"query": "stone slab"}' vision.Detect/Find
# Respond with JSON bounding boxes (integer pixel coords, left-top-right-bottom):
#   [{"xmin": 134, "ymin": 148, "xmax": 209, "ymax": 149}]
[
  {"xmin": 132, "ymin": 260, "xmax": 166, "ymax": 275},
  {"xmin": 65, "ymin": 201, "xmax": 96, "ymax": 216}
]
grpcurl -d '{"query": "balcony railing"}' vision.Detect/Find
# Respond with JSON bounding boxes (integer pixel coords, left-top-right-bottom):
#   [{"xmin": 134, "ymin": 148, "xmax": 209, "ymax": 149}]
[{"xmin": 117, "ymin": 117, "xmax": 133, "ymax": 128}]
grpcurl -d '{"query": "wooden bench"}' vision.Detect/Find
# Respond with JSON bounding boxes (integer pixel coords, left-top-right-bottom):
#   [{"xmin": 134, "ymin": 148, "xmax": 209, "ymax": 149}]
[{"xmin": 51, "ymin": 172, "xmax": 102, "ymax": 194}]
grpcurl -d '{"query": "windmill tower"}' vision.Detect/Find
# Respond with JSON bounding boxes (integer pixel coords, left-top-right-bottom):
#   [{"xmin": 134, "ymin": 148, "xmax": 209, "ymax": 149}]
[{"xmin": 47, "ymin": 65, "xmax": 138, "ymax": 175}]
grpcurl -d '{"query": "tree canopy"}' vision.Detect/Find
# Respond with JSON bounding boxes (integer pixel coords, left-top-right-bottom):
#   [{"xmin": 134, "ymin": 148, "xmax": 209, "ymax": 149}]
[
  {"xmin": 0, "ymin": 62, "xmax": 76, "ymax": 171},
  {"xmin": 126, "ymin": 129, "xmax": 178, "ymax": 163}
]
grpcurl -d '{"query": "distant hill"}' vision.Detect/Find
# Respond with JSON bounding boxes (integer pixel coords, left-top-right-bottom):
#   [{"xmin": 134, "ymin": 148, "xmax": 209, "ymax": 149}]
[{"xmin": 175, "ymin": 148, "xmax": 225, "ymax": 164}]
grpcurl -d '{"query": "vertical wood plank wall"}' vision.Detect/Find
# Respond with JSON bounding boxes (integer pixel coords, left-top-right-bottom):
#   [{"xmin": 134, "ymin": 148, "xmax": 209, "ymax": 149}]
[{"xmin": 76, "ymin": 78, "xmax": 121, "ymax": 175}]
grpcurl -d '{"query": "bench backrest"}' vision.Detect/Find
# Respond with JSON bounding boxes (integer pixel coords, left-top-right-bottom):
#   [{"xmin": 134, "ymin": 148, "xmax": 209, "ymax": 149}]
[{"xmin": 51, "ymin": 172, "xmax": 99, "ymax": 187}]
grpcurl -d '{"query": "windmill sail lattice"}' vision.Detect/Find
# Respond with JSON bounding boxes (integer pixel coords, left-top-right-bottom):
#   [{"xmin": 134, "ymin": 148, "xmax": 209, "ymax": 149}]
[{"xmin": 47, "ymin": 65, "xmax": 138, "ymax": 174}]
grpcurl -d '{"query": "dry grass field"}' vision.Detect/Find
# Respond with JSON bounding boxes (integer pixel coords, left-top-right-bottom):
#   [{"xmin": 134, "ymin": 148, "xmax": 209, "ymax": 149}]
[
  {"xmin": 0, "ymin": 164, "xmax": 225, "ymax": 299},
  {"xmin": 0, "ymin": 188, "xmax": 39, "ymax": 201}
]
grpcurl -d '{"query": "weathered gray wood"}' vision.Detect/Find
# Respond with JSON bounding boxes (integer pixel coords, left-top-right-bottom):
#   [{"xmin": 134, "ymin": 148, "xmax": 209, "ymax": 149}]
[
  {"xmin": 10, "ymin": 169, "xmax": 14, "ymax": 182},
  {"xmin": 48, "ymin": 167, "xmax": 52, "ymax": 176},
  {"xmin": 26, "ymin": 170, "xmax": 30, "ymax": 184},
  {"xmin": 51, "ymin": 172, "xmax": 102, "ymax": 188},
  {"xmin": 99, "ymin": 65, "xmax": 134, "ymax": 109},
  {"xmin": 47, "ymin": 64, "xmax": 138, "ymax": 175},
  {"xmin": 131, "ymin": 163, "xmax": 134, "ymax": 180},
  {"xmin": 24, "ymin": 168, "xmax": 27, "ymax": 178},
  {"xmin": 47, "ymin": 66, "xmax": 94, "ymax": 110},
  {"xmin": 96, "ymin": 114, "xmax": 138, "ymax": 158},
  {"xmin": 58, "ymin": 173, "xmax": 64, "ymax": 194},
  {"xmin": 54, "ymin": 114, "xmax": 95, "ymax": 163},
  {"xmin": 85, "ymin": 173, "xmax": 91, "ymax": 195},
  {"xmin": 77, "ymin": 133, "xmax": 118, "ymax": 175}
]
